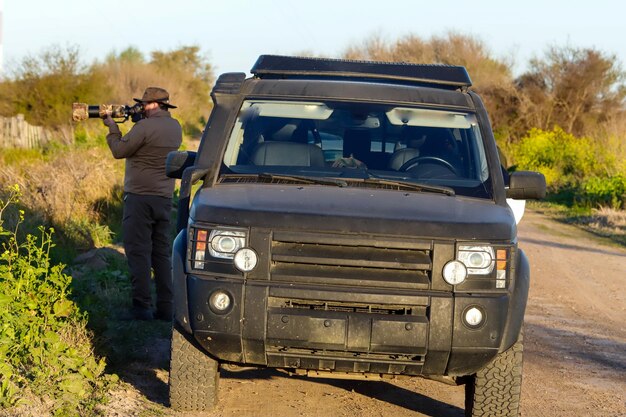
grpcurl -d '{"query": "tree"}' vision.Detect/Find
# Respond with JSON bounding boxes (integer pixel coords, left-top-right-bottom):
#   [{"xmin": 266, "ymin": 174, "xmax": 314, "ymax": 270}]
[
  {"xmin": 0, "ymin": 44, "xmax": 215, "ymax": 139},
  {"xmin": 343, "ymin": 32, "xmax": 512, "ymax": 91},
  {"xmin": 150, "ymin": 46, "xmax": 214, "ymax": 133},
  {"xmin": 0, "ymin": 45, "xmax": 107, "ymax": 134},
  {"xmin": 517, "ymin": 46, "xmax": 626, "ymax": 136},
  {"xmin": 92, "ymin": 45, "xmax": 214, "ymax": 135},
  {"xmin": 342, "ymin": 32, "xmax": 521, "ymax": 141}
]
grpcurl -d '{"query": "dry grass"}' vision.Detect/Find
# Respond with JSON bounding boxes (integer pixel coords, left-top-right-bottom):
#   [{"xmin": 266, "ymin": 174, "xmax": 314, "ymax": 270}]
[
  {"xmin": 582, "ymin": 207, "xmax": 626, "ymax": 230},
  {"xmin": 0, "ymin": 145, "xmax": 124, "ymax": 250},
  {"xmin": 572, "ymin": 207, "xmax": 626, "ymax": 246}
]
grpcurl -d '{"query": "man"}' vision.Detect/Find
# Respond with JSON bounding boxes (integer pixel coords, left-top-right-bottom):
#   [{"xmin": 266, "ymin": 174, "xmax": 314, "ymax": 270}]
[{"xmin": 104, "ymin": 87, "xmax": 183, "ymax": 321}]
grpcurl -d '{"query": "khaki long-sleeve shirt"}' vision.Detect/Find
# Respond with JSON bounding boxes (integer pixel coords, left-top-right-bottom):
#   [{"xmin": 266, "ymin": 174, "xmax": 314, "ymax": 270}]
[{"xmin": 106, "ymin": 109, "xmax": 182, "ymax": 197}]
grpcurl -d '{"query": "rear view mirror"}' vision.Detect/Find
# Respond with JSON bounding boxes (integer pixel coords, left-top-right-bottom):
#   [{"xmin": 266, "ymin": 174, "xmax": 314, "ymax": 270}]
[
  {"xmin": 166, "ymin": 151, "xmax": 197, "ymax": 179},
  {"xmin": 506, "ymin": 171, "xmax": 546, "ymax": 200}
]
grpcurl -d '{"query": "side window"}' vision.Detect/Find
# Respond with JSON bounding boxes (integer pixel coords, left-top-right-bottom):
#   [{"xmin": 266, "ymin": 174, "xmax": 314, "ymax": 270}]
[{"xmin": 369, "ymin": 140, "xmax": 395, "ymax": 153}]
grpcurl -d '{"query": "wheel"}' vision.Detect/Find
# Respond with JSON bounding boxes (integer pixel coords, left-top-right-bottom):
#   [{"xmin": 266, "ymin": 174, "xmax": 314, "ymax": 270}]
[
  {"xmin": 398, "ymin": 156, "xmax": 457, "ymax": 174},
  {"xmin": 169, "ymin": 324, "xmax": 220, "ymax": 411},
  {"xmin": 465, "ymin": 332, "xmax": 524, "ymax": 417}
]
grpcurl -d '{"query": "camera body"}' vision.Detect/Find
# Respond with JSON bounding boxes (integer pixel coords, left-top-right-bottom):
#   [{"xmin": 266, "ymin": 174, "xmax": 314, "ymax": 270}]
[{"xmin": 72, "ymin": 102, "xmax": 145, "ymax": 123}]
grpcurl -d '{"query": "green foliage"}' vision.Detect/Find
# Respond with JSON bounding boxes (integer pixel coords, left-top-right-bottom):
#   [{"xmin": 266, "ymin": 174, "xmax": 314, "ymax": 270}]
[
  {"xmin": 0, "ymin": 43, "xmax": 213, "ymax": 140},
  {"xmin": 116, "ymin": 46, "xmax": 145, "ymax": 64},
  {"xmin": 512, "ymin": 127, "xmax": 606, "ymax": 187},
  {"xmin": 511, "ymin": 127, "xmax": 626, "ymax": 209},
  {"xmin": 0, "ymin": 45, "xmax": 109, "ymax": 129},
  {"xmin": 63, "ymin": 218, "xmax": 114, "ymax": 249},
  {"xmin": 579, "ymin": 175, "xmax": 626, "ymax": 209},
  {"xmin": 0, "ymin": 147, "xmax": 45, "ymax": 166},
  {"xmin": 344, "ymin": 34, "xmax": 625, "ymax": 146},
  {"xmin": 0, "ymin": 185, "xmax": 115, "ymax": 415},
  {"xmin": 151, "ymin": 45, "xmax": 213, "ymax": 85},
  {"xmin": 91, "ymin": 45, "xmax": 214, "ymax": 135}
]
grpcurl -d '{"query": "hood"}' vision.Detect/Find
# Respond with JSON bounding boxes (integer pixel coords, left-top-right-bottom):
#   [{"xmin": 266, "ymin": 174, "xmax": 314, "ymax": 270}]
[{"xmin": 190, "ymin": 184, "xmax": 516, "ymax": 241}]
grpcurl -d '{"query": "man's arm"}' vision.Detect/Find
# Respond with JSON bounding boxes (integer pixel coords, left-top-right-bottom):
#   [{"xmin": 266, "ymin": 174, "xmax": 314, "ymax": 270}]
[{"xmin": 105, "ymin": 116, "xmax": 146, "ymax": 159}]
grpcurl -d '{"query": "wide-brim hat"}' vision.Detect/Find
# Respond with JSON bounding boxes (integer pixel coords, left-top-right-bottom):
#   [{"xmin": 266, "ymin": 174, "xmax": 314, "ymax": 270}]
[{"xmin": 133, "ymin": 87, "xmax": 177, "ymax": 108}]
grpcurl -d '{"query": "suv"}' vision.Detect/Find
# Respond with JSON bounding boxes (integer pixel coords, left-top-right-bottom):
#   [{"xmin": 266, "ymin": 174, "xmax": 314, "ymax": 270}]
[{"xmin": 165, "ymin": 55, "xmax": 546, "ymax": 416}]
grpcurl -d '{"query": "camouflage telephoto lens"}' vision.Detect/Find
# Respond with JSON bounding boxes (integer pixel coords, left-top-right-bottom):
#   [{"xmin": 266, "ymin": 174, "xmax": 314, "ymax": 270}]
[
  {"xmin": 72, "ymin": 103, "xmax": 127, "ymax": 121},
  {"xmin": 87, "ymin": 105, "xmax": 101, "ymax": 118}
]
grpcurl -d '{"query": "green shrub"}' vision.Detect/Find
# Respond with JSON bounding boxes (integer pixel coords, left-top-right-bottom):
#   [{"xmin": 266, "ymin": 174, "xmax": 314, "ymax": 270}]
[
  {"xmin": 63, "ymin": 218, "xmax": 114, "ymax": 250},
  {"xmin": 512, "ymin": 127, "xmax": 604, "ymax": 188},
  {"xmin": 0, "ymin": 147, "xmax": 46, "ymax": 166},
  {"xmin": 579, "ymin": 175, "xmax": 626, "ymax": 209},
  {"xmin": 509, "ymin": 126, "xmax": 626, "ymax": 209},
  {"xmin": 0, "ymin": 185, "xmax": 115, "ymax": 416}
]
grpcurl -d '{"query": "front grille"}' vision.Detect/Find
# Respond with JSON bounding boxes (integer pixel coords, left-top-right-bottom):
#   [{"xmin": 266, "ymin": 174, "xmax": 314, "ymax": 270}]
[
  {"xmin": 281, "ymin": 299, "xmax": 427, "ymax": 316},
  {"xmin": 270, "ymin": 231, "xmax": 432, "ymax": 289}
]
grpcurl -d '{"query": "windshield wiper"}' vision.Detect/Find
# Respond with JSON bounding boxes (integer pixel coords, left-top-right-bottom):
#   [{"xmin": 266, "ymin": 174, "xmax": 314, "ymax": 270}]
[
  {"xmin": 360, "ymin": 174, "xmax": 455, "ymax": 196},
  {"xmin": 229, "ymin": 172, "xmax": 452, "ymax": 194},
  {"xmin": 258, "ymin": 173, "xmax": 347, "ymax": 187}
]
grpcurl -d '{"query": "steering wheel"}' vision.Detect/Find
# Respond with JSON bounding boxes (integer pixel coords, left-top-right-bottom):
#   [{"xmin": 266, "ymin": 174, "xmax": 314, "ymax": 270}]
[{"xmin": 398, "ymin": 156, "xmax": 457, "ymax": 175}]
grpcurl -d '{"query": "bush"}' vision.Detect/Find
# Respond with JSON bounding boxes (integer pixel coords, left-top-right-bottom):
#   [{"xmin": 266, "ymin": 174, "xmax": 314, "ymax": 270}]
[
  {"xmin": 0, "ymin": 185, "xmax": 116, "ymax": 416},
  {"xmin": 0, "ymin": 45, "xmax": 108, "ymax": 134},
  {"xmin": 512, "ymin": 127, "xmax": 604, "ymax": 188},
  {"xmin": 510, "ymin": 126, "xmax": 626, "ymax": 209},
  {"xmin": 579, "ymin": 175, "xmax": 626, "ymax": 209},
  {"xmin": 0, "ymin": 44, "xmax": 213, "ymax": 140}
]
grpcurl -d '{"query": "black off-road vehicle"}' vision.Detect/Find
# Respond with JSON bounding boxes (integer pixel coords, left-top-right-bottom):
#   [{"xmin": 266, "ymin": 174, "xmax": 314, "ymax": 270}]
[{"xmin": 165, "ymin": 55, "xmax": 546, "ymax": 416}]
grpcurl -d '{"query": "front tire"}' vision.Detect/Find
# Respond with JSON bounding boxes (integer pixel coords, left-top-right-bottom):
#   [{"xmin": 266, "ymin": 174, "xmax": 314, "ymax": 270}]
[
  {"xmin": 465, "ymin": 332, "xmax": 524, "ymax": 417},
  {"xmin": 169, "ymin": 324, "xmax": 220, "ymax": 411}
]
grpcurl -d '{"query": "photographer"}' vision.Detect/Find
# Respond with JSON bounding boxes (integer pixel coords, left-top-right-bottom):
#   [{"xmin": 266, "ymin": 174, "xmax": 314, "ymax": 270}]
[{"xmin": 104, "ymin": 87, "xmax": 182, "ymax": 321}]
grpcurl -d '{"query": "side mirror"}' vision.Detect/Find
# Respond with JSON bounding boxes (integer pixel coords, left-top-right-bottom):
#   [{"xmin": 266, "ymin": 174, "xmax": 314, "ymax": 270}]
[
  {"xmin": 166, "ymin": 151, "xmax": 197, "ymax": 179},
  {"xmin": 506, "ymin": 171, "xmax": 546, "ymax": 200}
]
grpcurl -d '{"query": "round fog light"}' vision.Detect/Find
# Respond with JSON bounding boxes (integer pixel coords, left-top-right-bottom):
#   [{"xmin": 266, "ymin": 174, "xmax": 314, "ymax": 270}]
[
  {"xmin": 443, "ymin": 260, "xmax": 467, "ymax": 285},
  {"xmin": 209, "ymin": 290, "xmax": 232, "ymax": 313},
  {"xmin": 234, "ymin": 248, "xmax": 258, "ymax": 272},
  {"xmin": 464, "ymin": 306, "xmax": 484, "ymax": 328}
]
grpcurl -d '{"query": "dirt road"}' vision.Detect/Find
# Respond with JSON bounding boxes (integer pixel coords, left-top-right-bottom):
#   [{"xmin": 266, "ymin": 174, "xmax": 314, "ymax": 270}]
[{"xmin": 105, "ymin": 209, "xmax": 626, "ymax": 417}]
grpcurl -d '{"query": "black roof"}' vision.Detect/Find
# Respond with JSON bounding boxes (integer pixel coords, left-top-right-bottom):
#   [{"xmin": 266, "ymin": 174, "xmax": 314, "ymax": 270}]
[{"xmin": 251, "ymin": 55, "xmax": 472, "ymax": 89}]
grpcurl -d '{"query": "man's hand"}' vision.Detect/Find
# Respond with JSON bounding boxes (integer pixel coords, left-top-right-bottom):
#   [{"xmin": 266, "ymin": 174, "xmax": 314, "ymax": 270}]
[{"xmin": 103, "ymin": 115, "xmax": 116, "ymax": 128}]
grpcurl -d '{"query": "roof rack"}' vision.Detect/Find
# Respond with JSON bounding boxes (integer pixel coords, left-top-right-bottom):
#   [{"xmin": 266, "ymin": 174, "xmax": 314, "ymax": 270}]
[{"xmin": 251, "ymin": 55, "xmax": 472, "ymax": 89}]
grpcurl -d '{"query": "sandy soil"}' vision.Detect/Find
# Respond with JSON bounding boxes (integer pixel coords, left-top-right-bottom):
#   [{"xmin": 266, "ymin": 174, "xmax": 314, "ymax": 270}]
[{"xmin": 102, "ymin": 209, "xmax": 626, "ymax": 417}]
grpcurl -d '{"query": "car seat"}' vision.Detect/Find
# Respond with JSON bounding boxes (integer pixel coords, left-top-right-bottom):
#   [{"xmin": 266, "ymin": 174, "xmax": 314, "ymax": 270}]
[{"xmin": 251, "ymin": 141, "xmax": 325, "ymax": 167}]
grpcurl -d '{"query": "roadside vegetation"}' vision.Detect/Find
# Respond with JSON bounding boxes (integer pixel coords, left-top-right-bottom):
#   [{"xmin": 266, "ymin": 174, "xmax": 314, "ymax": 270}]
[
  {"xmin": 0, "ymin": 186, "xmax": 115, "ymax": 416},
  {"xmin": 0, "ymin": 34, "xmax": 624, "ymax": 415}
]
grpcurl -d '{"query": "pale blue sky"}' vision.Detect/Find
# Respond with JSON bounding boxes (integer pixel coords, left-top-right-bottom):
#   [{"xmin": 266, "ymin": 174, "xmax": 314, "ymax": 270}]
[{"xmin": 3, "ymin": 0, "xmax": 625, "ymax": 77}]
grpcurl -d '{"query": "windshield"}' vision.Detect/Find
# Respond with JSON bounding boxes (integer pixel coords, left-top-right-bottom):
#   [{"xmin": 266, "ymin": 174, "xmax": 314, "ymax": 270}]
[{"xmin": 220, "ymin": 100, "xmax": 493, "ymax": 199}]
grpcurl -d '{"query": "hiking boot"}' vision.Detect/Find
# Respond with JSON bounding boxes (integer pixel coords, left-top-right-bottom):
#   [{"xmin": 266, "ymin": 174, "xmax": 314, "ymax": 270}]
[
  {"xmin": 154, "ymin": 308, "xmax": 173, "ymax": 322},
  {"xmin": 118, "ymin": 306, "xmax": 154, "ymax": 321}
]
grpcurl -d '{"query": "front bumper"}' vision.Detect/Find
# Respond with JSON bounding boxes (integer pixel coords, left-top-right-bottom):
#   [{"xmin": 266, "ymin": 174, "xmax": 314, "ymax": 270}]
[
  {"xmin": 185, "ymin": 277, "xmax": 508, "ymax": 377},
  {"xmin": 173, "ymin": 228, "xmax": 528, "ymax": 378}
]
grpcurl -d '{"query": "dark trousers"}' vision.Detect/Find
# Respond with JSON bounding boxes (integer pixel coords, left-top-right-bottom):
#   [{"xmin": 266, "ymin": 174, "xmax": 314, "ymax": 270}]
[{"xmin": 122, "ymin": 193, "xmax": 173, "ymax": 313}]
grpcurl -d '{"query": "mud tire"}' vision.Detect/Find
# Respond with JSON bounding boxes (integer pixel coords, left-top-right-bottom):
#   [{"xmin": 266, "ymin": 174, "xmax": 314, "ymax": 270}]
[
  {"xmin": 465, "ymin": 332, "xmax": 523, "ymax": 417},
  {"xmin": 169, "ymin": 324, "xmax": 219, "ymax": 411}
]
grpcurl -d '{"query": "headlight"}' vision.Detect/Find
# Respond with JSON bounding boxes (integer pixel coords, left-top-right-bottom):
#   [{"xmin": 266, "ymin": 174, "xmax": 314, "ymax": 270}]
[
  {"xmin": 209, "ymin": 229, "xmax": 246, "ymax": 259},
  {"xmin": 454, "ymin": 245, "xmax": 509, "ymax": 289},
  {"xmin": 457, "ymin": 245, "xmax": 495, "ymax": 274},
  {"xmin": 442, "ymin": 260, "xmax": 468, "ymax": 285},
  {"xmin": 191, "ymin": 227, "xmax": 249, "ymax": 269}
]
